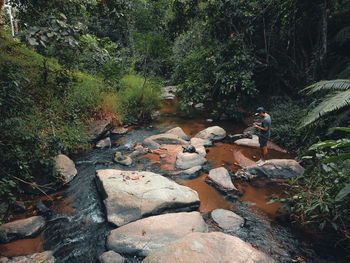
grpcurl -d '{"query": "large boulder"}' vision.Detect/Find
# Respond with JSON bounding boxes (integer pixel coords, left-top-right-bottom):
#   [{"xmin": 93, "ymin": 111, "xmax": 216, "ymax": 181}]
[
  {"xmin": 211, "ymin": 209, "xmax": 244, "ymax": 231},
  {"xmin": 194, "ymin": 126, "xmax": 226, "ymax": 142},
  {"xmin": 175, "ymin": 152, "xmax": 207, "ymax": 170},
  {"xmin": 96, "ymin": 169, "xmax": 200, "ymax": 226},
  {"xmin": 165, "ymin": 127, "xmax": 190, "ymax": 141},
  {"xmin": 54, "ymin": 154, "xmax": 77, "ymax": 183},
  {"xmin": 0, "ymin": 216, "xmax": 46, "ymax": 243},
  {"xmin": 107, "ymin": 212, "xmax": 208, "ymax": 257},
  {"xmin": 206, "ymin": 167, "xmax": 237, "ymax": 192},
  {"xmin": 88, "ymin": 118, "xmax": 113, "ymax": 141},
  {"xmin": 234, "ymin": 135, "xmax": 286, "ymax": 153},
  {"xmin": 0, "ymin": 251, "xmax": 55, "ymax": 263},
  {"xmin": 99, "ymin": 251, "xmax": 125, "ymax": 263},
  {"xmin": 143, "ymin": 134, "xmax": 188, "ymax": 150},
  {"xmin": 235, "ymin": 159, "xmax": 304, "ymax": 180},
  {"xmin": 142, "ymin": 232, "xmax": 276, "ymax": 263}
]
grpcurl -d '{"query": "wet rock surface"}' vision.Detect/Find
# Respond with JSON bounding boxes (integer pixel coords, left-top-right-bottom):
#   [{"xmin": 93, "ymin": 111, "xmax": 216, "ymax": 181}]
[
  {"xmin": 107, "ymin": 212, "xmax": 208, "ymax": 257},
  {"xmin": 54, "ymin": 154, "xmax": 77, "ymax": 183},
  {"xmin": 175, "ymin": 152, "xmax": 207, "ymax": 170},
  {"xmin": 236, "ymin": 159, "xmax": 304, "ymax": 180},
  {"xmin": 99, "ymin": 251, "xmax": 125, "ymax": 263},
  {"xmin": 211, "ymin": 209, "xmax": 244, "ymax": 231},
  {"xmin": 88, "ymin": 118, "xmax": 113, "ymax": 141},
  {"xmin": 194, "ymin": 126, "xmax": 226, "ymax": 142},
  {"xmin": 143, "ymin": 134, "xmax": 188, "ymax": 150},
  {"xmin": 0, "ymin": 216, "xmax": 46, "ymax": 243},
  {"xmin": 96, "ymin": 169, "xmax": 200, "ymax": 226},
  {"xmin": 0, "ymin": 251, "xmax": 55, "ymax": 263},
  {"xmin": 142, "ymin": 232, "xmax": 276, "ymax": 263},
  {"xmin": 178, "ymin": 166, "xmax": 202, "ymax": 179},
  {"xmin": 162, "ymin": 86, "xmax": 176, "ymax": 100},
  {"xmin": 206, "ymin": 167, "xmax": 237, "ymax": 192},
  {"xmin": 190, "ymin": 137, "xmax": 212, "ymax": 147},
  {"xmin": 234, "ymin": 135, "xmax": 286, "ymax": 153}
]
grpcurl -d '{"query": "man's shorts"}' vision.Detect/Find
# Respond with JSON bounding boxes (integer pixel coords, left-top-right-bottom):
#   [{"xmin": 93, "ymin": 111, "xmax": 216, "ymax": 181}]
[{"xmin": 259, "ymin": 135, "xmax": 268, "ymax": 147}]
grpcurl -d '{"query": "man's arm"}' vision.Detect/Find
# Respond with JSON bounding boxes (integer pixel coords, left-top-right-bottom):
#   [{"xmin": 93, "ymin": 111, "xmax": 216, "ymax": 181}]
[{"xmin": 254, "ymin": 123, "xmax": 268, "ymax": 131}]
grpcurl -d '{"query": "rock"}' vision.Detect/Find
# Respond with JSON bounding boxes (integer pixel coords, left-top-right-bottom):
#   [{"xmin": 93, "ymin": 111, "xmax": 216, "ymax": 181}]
[
  {"xmin": 96, "ymin": 169, "xmax": 200, "ymax": 226},
  {"xmin": 89, "ymin": 118, "xmax": 113, "ymax": 141},
  {"xmin": 142, "ymin": 232, "xmax": 276, "ymax": 263},
  {"xmin": 151, "ymin": 111, "xmax": 161, "ymax": 119},
  {"xmin": 129, "ymin": 145, "xmax": 148, "ymax": 158},
  {"xmin": 211, "ymin": 209, "xmax": 244, "ymax": 231},
  {"xmin": 190, "ymin": 137, "xmax": 212, "ymax": 147},
  {"xmin": 236, "ymin": 159, "xmax": 304, "ymax": 180},
  {"xmin": 162, "ymin": 86, "xmax": 176, "ymax": 100},
  {"xmin": 228, "ymin": 134, "xmax": 244, "ymax": 142},
  {"xmin": 114, "ymin": 152, "xmax": 133, "ymax": 166},
  {"xmin": 178, "ymin": 166, "xmax": 202, "ymax": 179},
  {"xmin": 107, "ymin": 212, "xmax": 208, "ymax": 257},
  {"xmin": 0, "ymin": 216, "xmax": 46, "ymax": 243},
  {"xmin": 0, "ymin": 251, "xmax": 54, "ymax": 263},
  {"xmin": 143, "ymin": 134, "xmax": 188, "ymax": 150},
  {"xmin": 12, "ymin": 201, "xmax": 26, "ymax": 214},
  {"xmin": 206, "ymin": 119, "xmax": 213, "ymax": 123},
  {"xmin": 96, "ymin": 137, "xmax": 111, "ymax": 149},
  {"xmin": 194, "ymin": 103, "xmax": 204, "ymax": 109},
  {"xmin": 206, "ymin": 167, "xmax": 237, "ymax": 192},
  {"xmin": 111, "ymin": 127, "xmax": 129, "ymax": 135},
  {"xmin": 234, "ymin": 135, "xmax": 287, "ymax": 153},
  {"xmin": 175, "ymin": 152, "xmax": 207, "ymax": 170},
  {"xmin": 160, "ymin": 154, "xmax": 166, "ymax": 158},
  {"xmin": 54, "ymin": 154, "xmax": 77, "ymax": 183},
  {"xmin": 165, "ymin": 127, "xmax": 190, "ymax": 141},
  {"xmin": 194, "ymin": 126, "xmax": 226, "ymax": 142},
  {"xmin": 99, "ymin": 251, "xmax": 125, "ymax": 263},
  {"xmin": 195, "ymin": 145, "xmax": 206, "ymax": 157}
]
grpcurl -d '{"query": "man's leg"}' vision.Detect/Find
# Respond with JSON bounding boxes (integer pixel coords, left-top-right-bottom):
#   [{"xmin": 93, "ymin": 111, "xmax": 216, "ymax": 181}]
[{"xmin": 262, "ymin": 146, "xmax": 268, "ymax": 161}]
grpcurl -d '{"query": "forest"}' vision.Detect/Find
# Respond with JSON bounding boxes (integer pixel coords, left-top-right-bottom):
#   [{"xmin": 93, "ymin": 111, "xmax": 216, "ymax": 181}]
[{"xmin": 1, "ymin": 0, "xmax": 350, "ymax": 261}]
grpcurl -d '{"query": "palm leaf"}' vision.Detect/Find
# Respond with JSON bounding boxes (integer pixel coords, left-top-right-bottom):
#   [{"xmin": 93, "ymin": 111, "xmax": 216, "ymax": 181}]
[
  {"xmin": 302, "ymin": 79, "xmax": 350, "ymax": 95},
  {"xmin": 323, "ymin": 153, "xmax": 350, "ymax": 164},
  {"xmin": 335, "ymin": 183, "xmax": 350, "ymax": 202},
  {"xmin": 329, "ymin": 127, "xmax": 350, "ymax": 133},
  {"xmin": 334, "ymin": 26, "xmax": 350, "ymax": 45},
  {"xmin": 300, "ymin": 89, "xmax": 350, "ymax": 127}
]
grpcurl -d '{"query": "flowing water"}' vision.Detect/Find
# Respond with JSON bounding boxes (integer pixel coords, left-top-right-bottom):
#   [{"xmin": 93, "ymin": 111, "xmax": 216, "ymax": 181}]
[{"xmin": 1, "ymin": 99, "xmax": 347, "ymax": 262}]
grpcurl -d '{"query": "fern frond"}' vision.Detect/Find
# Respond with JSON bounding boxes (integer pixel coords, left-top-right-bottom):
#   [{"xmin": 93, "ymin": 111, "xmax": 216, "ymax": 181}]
[
  {"xmin": 302, "ymin": 79, "xmax": 350, "ymax": 95},
  {"xmin": 300, "ymin": 89, "xmax": 350, "ymax": 127}
]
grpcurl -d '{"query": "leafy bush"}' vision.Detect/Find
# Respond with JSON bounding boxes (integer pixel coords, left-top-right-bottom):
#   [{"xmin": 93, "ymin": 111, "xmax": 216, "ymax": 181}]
[
  {"xmin": 276, "ymin": 128, "xmax": 350, "ymax": 246},
  {"xmin": 117, "ymin": 75, "xmax": 161, "ymax": 124}
]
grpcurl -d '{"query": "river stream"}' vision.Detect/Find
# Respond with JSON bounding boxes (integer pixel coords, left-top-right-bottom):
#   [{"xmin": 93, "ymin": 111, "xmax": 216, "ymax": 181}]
[{"xmin": 0, "ymin": 99, "xmax": 346, "ymax": 262}]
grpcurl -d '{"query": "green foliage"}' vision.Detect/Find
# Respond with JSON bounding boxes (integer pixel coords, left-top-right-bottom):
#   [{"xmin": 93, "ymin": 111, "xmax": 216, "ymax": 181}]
[
  {"xmin": 277, "ymin": 127, "xmax": 350, "ymax": 244},
  {"xmin": 300, "ymin": 80, "xmax": 350, "ymax": 127},
  {"xmin": 117, "ymin": 75, "xmax": 161, "ymax": 124},
  {"xmin": 0, "ymin": 30, "xmax": 117, "ymax": 199}
]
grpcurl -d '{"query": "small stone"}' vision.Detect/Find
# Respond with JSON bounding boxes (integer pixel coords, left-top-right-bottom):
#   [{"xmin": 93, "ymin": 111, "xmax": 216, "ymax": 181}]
[
  {"xmin": 96, "ymin": 137, "xmax": 111, "ymax": 148},
  {"xmin": 160, "ymin": 154, "xmax": 166, "ymax": 158},
  {"xmin": 99, "ymin": 251, "xmax": 125, "ymax": 263},
  {"xmin": 111, "ymin": 127, "xmax": 128, "ymax": 135},
  {"xmin": 211, "ymin": 209, "xmax": 244, "ymax": 231},
  {"xmin": 194, "ymin": 103, "xmax": 204, "ymax": 109},
  {"xmin": 206, "ymin": 167, "xmax": 237, "ymax": 192},
  {"xmin": 206, "ymin": 119, "xmax": 213, "ymax": 123},
  {"xmin": 54, "ymin": 154, "xmax": 77, "ymax": 183},
  {"xmin": 114, "ymin": 152, "xmax": 133, "ymax": 166},
  {"xmin": 12, "ymin": 201, "xmax": 26, "ymax": 214}
]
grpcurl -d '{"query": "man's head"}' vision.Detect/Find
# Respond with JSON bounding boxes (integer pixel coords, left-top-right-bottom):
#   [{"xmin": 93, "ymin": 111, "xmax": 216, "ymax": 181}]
[{"xmin": 255, "ymin": 107, "xmax": 266, "ymax": 117}]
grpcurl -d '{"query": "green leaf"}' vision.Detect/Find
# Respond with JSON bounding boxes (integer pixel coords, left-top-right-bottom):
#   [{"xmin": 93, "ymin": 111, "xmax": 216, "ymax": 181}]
[
  {"xmin": 335, "ymin": 183, "xmax": 350, "ymax": 201},
  {"xmin": 308, "ymin": 140, "xmax": 337, "ymax": 151},
  {"xmin": 324, "ymin": 153, "xmax": 350, "ymax": 164},
  {"xmin": 329, "ymin": 127, "xmax": 350, "ymax": 133}
]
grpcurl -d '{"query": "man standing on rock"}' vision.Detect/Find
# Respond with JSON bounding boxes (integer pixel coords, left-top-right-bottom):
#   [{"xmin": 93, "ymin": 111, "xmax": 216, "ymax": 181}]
[{"xmin": 254, "ymin": 107, "xmax": 271, "ymax": 166}]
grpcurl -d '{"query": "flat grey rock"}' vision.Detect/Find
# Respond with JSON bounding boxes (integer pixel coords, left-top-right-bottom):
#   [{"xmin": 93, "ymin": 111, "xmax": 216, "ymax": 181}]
[
  {"xmin": 178, "ymin": 166, "xmax": 202, "ymax": 179},
  {"xmin": 236, "ymin": 159, "xmax": 304, "ymax": 180},
  {"xmin": 143, "ymin": 134, "xmax": 188, "ymax": 150},
  {"xmin": 190, "ymin": 137, "xmax": 212, "ymax": 147},
  {"xmin": 96, "ymin": 169, "xmax": 200, "ymax": 226},
  {"xmin": 175, "ymin": 152, "xmax": 207, "ymax": 170},
  {"xmin": 142, "ymin": 232, "xmax": 276, "ymax": 263},
  {"xmin": 211, "ymin": 209, "xmax": 244, "ymax": 231},
  {"xmin": 194, "ymin": 126, "xmax": 226, "ymax": 141},
  {"xmin": 107, "ymin": 212, "xmax": 208, "ymax": 257},
  {"xmin": 0, "ymin": 216, "xmax": 46, "ymax": 243}
]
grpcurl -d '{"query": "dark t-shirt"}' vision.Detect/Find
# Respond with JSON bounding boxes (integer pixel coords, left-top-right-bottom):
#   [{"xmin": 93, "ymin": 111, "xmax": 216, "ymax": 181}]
[{"xmin": 260, "ymin": 114, "xmax": 271, "ymax": 139}]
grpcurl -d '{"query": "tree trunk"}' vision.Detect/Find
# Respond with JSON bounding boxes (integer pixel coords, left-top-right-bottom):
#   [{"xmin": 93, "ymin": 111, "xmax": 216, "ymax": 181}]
[{"xmin": 320, "ymin": 0, "xmax": 328, "ymax": 63}]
